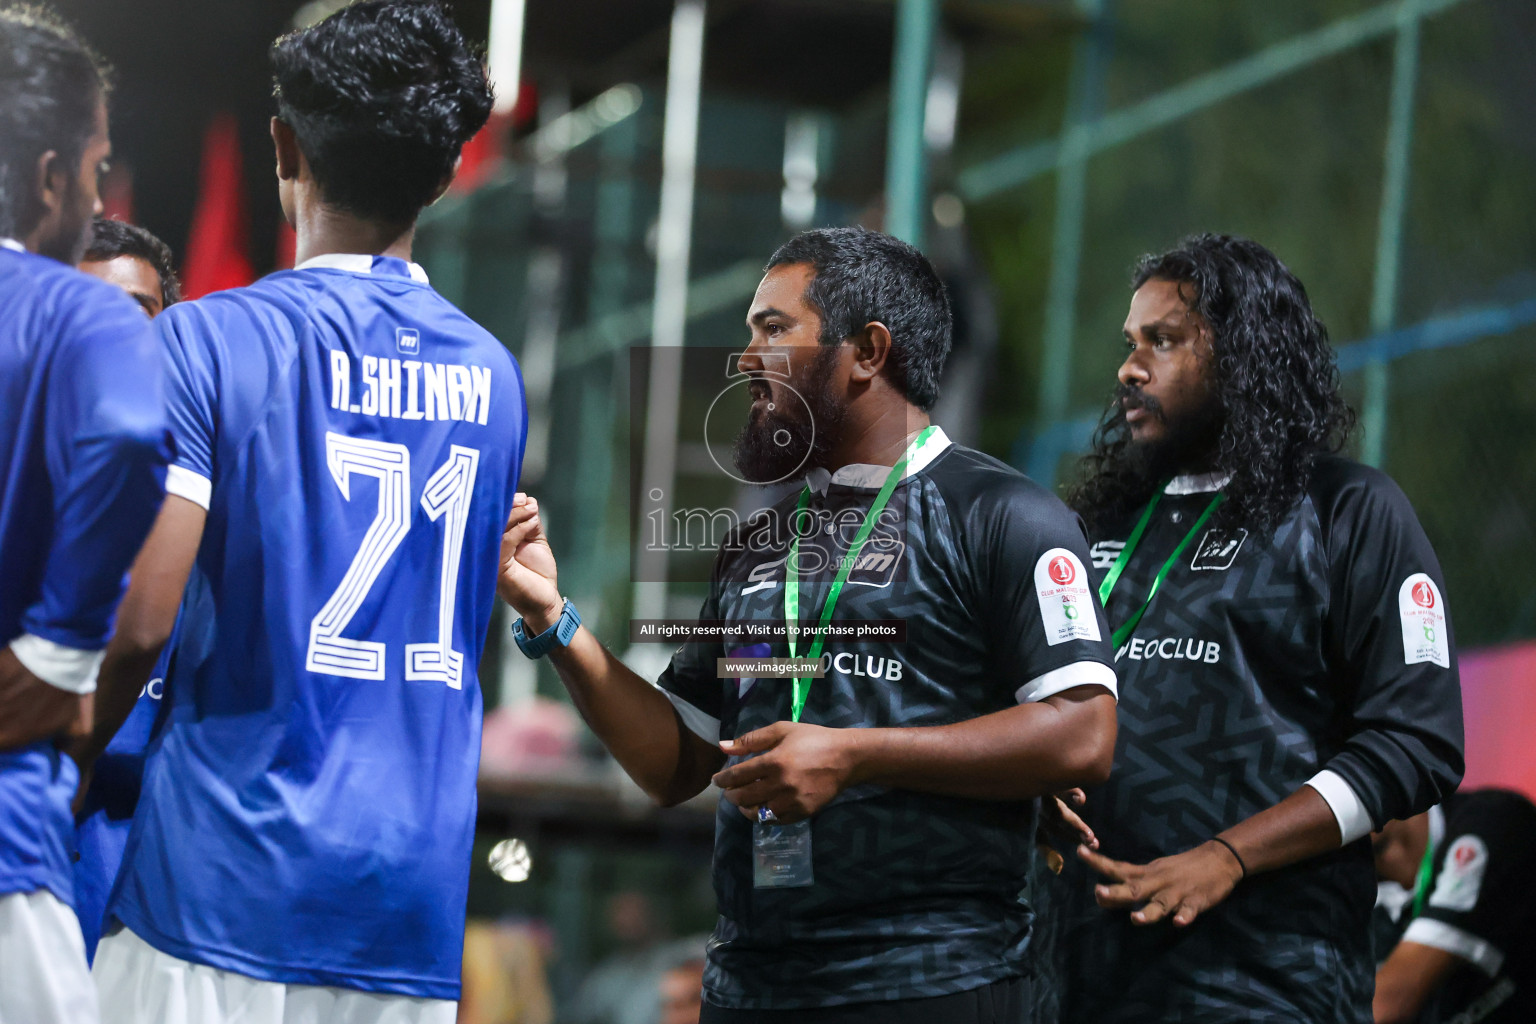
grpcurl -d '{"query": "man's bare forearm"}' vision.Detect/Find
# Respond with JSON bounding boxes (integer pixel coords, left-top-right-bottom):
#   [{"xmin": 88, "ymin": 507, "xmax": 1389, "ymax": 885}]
[
  {"xmin": 543, "ymin": 624, "xmax": 722, "ymax": 805},
  {"xmin": 842, "ymin": 686, "xmax": 1117, "ymax": 800},
  {"xmin": 70, "ymin": 496, "xmax": 204, "ymax": 769},
  {"xmin": 1217, "ymin": 784, "xmax": 1342, "ymax": 875}
]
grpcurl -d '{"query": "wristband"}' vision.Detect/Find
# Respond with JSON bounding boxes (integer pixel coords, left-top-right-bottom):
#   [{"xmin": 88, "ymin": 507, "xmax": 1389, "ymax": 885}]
[
  {"xmin": 1212, "ymin": 836, "xmax": 1247, "ymax": 880},
  {"xmin": 511, "ymin": 598, "xmax": 581, "ymax": 659}
]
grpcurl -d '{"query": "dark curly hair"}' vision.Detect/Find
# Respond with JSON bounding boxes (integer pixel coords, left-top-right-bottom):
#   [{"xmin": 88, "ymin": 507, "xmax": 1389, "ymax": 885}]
[
  {"xmin": 766, "ymin": 227, "xmax": 953, "ymax": 410},
  {"xmin": 1066, "ymin": 234, "xmax": 1355, "ymax": 537},
  {"xmin": 270, "ymin": 0, "xmax": 492, "ymax": 225},
  {"xmin": 0, "ymin": 3, "xmax": 110, "ymax": 239}
]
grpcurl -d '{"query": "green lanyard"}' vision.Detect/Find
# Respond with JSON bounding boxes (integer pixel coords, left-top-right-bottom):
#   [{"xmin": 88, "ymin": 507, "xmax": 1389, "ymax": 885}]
[
  {"xmin": 1098, "ymin": 484, "xmax": 1226, "ymax": 650},
  {"xmin": 1410, "ymin": 834, "xmax": 1437, "ymax": 919},
  {"xmin": 784, "ymin": 425, "xmax": 937, "ymax": 723}
]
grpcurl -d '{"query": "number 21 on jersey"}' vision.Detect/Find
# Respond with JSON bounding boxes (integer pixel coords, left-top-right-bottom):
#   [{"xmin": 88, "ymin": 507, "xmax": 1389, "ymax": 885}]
[{"xmin": 305, "ymin": 431, "xmax": 479, "ymax": 688}]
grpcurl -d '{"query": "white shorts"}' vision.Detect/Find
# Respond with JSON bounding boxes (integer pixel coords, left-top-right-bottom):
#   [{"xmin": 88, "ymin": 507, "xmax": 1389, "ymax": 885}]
[
  {"xmin": 93, "ymin": 927, "xmax": 456, "ymax": 1024},
  {"xmin": 0, "ymin": 889, "xmax": 98, "ymax": 1024}
]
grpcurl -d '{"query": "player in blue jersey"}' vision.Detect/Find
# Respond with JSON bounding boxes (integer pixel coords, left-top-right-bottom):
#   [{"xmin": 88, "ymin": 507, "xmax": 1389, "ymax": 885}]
[
  {"xmin": 0, "ymin": 6, "xmax": 170, "ymax": 1023},
  {"xmin": 79, "ymin": 4, "xmax": 522, "ymax": 1021},
  {"xmin": 70, "ymin": 217, "xmax": 182, "ymax": 966}
]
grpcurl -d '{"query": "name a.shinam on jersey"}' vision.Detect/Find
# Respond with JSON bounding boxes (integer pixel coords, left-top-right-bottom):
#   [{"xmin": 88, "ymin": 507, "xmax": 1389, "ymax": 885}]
[{"xmin": 328, "ymin": 349, "xmax": 493, "ymax": 425}]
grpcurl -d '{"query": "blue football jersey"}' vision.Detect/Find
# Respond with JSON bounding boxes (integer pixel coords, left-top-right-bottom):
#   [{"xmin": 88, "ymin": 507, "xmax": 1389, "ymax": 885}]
[
  {"xmin": 73, "ymin": 638, "xmax": 173, "ymax": 962},
  {"xmin": 0, "ymin": 241, "xmax": 169, "ymax": 907},
  {"xmin": 108, "ymin": 254, "xmax": 526, "ymax": 998}
]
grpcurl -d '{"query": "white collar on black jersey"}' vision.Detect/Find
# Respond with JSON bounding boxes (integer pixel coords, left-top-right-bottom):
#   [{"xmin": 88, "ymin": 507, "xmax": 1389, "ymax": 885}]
[
  {"xmin": 0, "ymin": 238, "xmax": 23, "ymax": 253},
  {"xmin": 295, "ymin": 252, "xmax": 430, "ymax": 284},
  {"xmin": 804, "ymin": 425, "xmax": 952, "ymax": 495},
  {"xmin": 1165, "ymin": 470, "xmax": 1231, "ymax": 495}
]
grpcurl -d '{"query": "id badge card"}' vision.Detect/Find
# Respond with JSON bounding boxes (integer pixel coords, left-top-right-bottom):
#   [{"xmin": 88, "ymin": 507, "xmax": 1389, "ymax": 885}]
[{"xmin": 753, "ymin": 818, "xmax": 813, "ymax": 888}]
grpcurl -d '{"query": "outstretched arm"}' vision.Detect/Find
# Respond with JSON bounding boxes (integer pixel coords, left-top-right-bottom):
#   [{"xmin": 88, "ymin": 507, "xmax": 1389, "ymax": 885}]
[{"xmin": 498, "ymin": 496, "xmax": 723, "ymax": 805}]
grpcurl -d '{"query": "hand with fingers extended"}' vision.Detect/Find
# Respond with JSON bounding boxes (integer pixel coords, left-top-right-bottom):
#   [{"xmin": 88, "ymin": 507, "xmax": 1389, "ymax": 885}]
[
  {"xmin": 1036, "ymin": 788, "xmax": 1097, "ymax": 873},
  {"xmin": 498, "ymin": 493, "xmax": 564, "ymax": 633},
  {"xmin": 712, "ymin": 722, "xmax": 859, "ymax": 825},
  {"xmin": 1077, "ymin": 838, "xmax": 1245, "ymax": 927}
]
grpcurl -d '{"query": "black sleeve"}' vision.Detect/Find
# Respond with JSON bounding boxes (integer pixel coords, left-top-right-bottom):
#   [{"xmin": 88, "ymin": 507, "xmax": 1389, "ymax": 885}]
[
  {"xmin": 948, "ymin": 465, "xmax": 1117, "ymax": 703},
  {"xmin": 1413, "ymin": 791, "xmax": 1536, "ymax": 962},
  {"xmin": 1317, "ymin": 461, "xmax": 1465, "ymax": 827},
  {"xmin": 655, "ymin": 550, "xmax": 728, "ymax": 742}
]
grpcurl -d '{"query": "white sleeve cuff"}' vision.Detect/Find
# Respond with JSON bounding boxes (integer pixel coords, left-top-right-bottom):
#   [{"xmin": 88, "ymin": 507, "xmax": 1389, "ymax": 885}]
[
  {"xmin": 1306, "ymin": 769, "xmax": 1375, "ymax": 845},
  {"xmin": 1402, "ymin": 917, "xmax": 1505, "ymax": 976},
  {"xmin": 660, "ymin": 687, "xmax": 721, "ymax": 743},
  {"xmin": 165, "ymin": 465, "xmax": 212, "ymax": 510},
  {"xmin": 8, "ymin": 633, "xmax": 103, "ymax": 694},
  {"xmin": 1014, "ymin": 661, "xmax": 1118, "ymax": 704}
]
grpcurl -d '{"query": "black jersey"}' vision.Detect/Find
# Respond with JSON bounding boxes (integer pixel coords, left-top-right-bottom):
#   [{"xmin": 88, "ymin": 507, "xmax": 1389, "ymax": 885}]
[
  {"xmin": 1392, "ymin": 790, "xmax": 1536, "ymax": 1024},
  {"xmin": 659, "ymin": 430, "xmax": 1118, "ymax": 1011},
  {"xmin": 1061, "ymin": 456, "xmax": 1464, "ymax": 1023}
]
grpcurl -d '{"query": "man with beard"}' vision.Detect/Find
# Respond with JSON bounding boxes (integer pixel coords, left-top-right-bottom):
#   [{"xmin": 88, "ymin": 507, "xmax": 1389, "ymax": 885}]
[
  {"xmin": 0, "ymin": 6, "xmax": 169, "ymax": 1022},
  {"xmin": 1058, "ymin": 234, "xmax": 1464, "ymax": 1022},
  {"xmin": 497, "ymin": 226, "xmax": 1119, "ymax": 1022}
]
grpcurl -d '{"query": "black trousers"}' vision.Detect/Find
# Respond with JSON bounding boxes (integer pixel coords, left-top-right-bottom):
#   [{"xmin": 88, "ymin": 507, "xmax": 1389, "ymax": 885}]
[{"xmin": 699, "ymin": 975, "xmax": 1031, "ymax": 1024}]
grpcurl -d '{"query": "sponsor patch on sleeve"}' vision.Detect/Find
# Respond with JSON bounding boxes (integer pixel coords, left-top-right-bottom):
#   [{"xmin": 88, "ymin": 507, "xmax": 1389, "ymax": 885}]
[
  {"xmin": 1399, "ymin": 573, "xmax": 1450, "ymax": 668},
  {"xmin": 1428, "ymin": 834, "xmax": 1488, "ymax": 912},
  {"xmin": 1035, "ymin": 548, "xmax": 1101, "ymax": 646}
]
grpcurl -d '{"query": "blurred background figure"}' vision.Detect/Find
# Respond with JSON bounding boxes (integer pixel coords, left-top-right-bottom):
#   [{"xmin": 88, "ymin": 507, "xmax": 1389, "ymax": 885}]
[
  {"xmin": 566, "ymin": 891, "xmax": 669, "ymax": 1024},
  {"xmin": 656, "ymin": 955, "xmax": 705, "ymax": 1024},
  {"xmin": 78, "ymin": 216, "xmax": 181, "ymax": 317},
  {"xmin": 1372, "ymin": 789, "xmax": 1536, "ymax": 1023},
  {"xmin": 459, "ymin": 919, "xmax": 556, "ymax": 1024}
]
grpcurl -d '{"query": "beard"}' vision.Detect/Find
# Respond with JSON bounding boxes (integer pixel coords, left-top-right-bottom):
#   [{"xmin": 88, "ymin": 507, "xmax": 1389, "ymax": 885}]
[
  {"xmin": 731, "ymin": 344, "xmax": 847, "ymax": 484},
  {"xmin": 1119, "ymin": 382, "xmax": 1224, "ymax": 485},
  {"xmin": 35, "ymin": 177, "xmax": 93, "ymax": 265}
]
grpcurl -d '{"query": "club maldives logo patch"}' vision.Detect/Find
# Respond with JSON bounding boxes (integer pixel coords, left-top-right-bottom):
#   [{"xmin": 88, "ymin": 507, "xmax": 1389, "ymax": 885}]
[
  {"xmin": 1398, "ymin": 572, "xmax": 1449, "ymax": 668},
  {"xmin": 1428, "ymin": 834, "xmax": 1488, "ymax": 912},
  {"xmin": 1035, "ymin": 548, "xmax": 1100, "ymax": 647}
]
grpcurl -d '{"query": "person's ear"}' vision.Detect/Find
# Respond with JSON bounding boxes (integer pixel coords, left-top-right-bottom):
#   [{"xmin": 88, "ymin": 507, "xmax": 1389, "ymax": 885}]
[
  {"xmin": 271, "ymin": 118, "xmax": 302, "ymax": 181},
  {"xmin": 849, "ymin": 322, "xmax": 894, "ymax": 385},
  {"xmin": 33, "ymin": 149, "xmax": 67, "ymax": 219}
]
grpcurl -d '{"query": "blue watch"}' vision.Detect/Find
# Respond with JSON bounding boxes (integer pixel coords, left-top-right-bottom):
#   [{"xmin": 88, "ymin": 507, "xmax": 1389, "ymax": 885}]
[{"xmin": 511, "ymin": 598, "xmax": 581, "ymax": 659}]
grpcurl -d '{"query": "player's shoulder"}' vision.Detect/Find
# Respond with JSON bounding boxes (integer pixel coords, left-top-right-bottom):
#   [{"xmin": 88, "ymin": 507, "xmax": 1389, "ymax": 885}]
[
  {"xmin": 1447, "ymin": 788, "xmax": 1536, "ymax": 831},
  {"xmin": 1306, "ymin": 453, "xmax": 1421, "ymax": 532},
  {"xmin": 926, "ymin": 442, "xmax": 1075, "ymax": 522},
  {"xmin": 3, "ymin": 247, "xmax": 143, "ymax": 327}
]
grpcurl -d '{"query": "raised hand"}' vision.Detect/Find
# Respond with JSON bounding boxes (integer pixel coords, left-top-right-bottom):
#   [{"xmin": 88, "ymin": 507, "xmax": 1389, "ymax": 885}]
[{"xmin": 497, "ymin": 494, "xmax": 563, "ymax": 631}]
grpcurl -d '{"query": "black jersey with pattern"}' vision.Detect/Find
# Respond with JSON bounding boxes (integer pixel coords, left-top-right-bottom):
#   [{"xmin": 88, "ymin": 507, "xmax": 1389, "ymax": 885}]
[
  {"xmin": 1391, "ymin": 789, "xmax": 1536, "ymax": 1024},
  {"xmin": 659, "ymin": 435, "xmax": 1117, "ymax": 1011},
  {"xmin": 1060, "ymin": 456, "xmax": 1464, "ymax": 1024}
]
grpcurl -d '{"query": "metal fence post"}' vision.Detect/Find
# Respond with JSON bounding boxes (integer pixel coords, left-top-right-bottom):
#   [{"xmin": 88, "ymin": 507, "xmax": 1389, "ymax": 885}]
[
  {"xmin": 1362, "ymin": 0, "xmax": 1424, "ymax": 468},
  {"xmin": 1028, "ymin": 0, "xmax": 1109, "ymax": 486}
]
